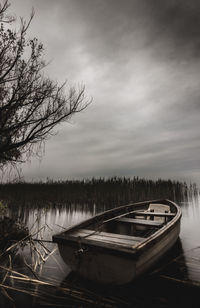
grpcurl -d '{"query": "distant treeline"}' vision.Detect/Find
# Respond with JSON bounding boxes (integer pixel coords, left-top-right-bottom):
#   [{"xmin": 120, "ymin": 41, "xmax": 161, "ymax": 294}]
[{"xmin": 0, "ymin": 177, "xmax": 198, "ymax": 208}]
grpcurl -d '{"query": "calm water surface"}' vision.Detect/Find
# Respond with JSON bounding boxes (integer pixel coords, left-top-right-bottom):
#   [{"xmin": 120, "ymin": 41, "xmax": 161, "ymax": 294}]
[{"xmin": 3, "ymin": 196, "xmax": 200, "ymax": 307}]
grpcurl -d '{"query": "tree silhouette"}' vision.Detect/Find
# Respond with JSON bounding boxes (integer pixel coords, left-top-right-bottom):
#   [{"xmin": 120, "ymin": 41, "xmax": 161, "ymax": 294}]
[{"xmin": 0, "ymin": 1, "xmax": 90, "ymax": 166}]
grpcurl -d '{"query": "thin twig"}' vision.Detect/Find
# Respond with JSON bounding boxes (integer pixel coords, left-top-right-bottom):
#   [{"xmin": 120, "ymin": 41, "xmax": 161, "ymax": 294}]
[{"xmin": 23, "ymin": 256, "xmax": 39, "ymax": 280}]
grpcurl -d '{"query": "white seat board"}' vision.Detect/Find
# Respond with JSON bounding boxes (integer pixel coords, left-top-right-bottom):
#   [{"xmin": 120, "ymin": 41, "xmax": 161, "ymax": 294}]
[{"xmin": 116, "ymin": 217, "xmax": 163, "ymax": 227}]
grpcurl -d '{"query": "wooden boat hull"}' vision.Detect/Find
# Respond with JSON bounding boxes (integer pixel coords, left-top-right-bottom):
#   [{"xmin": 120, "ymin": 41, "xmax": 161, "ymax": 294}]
[{"xmin": 53, "ymin": 199, "xmax": 181, "ymax": 285}]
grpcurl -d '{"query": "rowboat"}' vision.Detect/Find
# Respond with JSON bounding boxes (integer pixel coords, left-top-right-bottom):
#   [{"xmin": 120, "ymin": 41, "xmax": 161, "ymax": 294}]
[{"xmin": 52, "ymin": 199, "xmax": 181, "ymax": 285}]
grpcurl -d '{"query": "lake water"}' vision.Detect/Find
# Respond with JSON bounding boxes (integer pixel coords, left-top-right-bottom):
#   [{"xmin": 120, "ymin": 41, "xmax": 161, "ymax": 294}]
[{"xmin": 2, "ymin": 195, "xmax": 200, "ymax": 307}]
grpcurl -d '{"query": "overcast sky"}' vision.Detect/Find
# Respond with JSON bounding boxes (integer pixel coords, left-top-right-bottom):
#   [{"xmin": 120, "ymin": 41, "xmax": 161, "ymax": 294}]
[{"xmin": 8, "ymin": 0, "xmax": 200, "ymax": 183}]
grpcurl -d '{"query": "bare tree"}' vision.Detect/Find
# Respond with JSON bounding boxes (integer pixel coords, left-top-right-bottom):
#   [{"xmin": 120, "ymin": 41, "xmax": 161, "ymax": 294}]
[{"xmin": 0, "ymin": 1, "xmax": 90, "ymax": 166}]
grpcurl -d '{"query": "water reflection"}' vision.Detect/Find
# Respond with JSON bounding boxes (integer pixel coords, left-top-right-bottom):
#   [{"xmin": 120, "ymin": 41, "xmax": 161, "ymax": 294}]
[{"xmin": 2, "ymin": 194, "xmax": 200, "ymax": 307}]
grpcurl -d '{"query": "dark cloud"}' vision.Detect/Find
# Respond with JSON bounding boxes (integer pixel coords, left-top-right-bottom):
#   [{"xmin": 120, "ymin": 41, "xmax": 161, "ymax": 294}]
[{"xmin": 54, "ymin": 0, "xmax": 200, "ymax": 61}]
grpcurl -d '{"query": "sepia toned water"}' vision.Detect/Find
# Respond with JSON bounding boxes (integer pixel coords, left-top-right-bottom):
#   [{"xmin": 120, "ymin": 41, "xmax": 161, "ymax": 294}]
[{"xmin": 2, "ymin": 195, "xmax": 200, "ymax": 307}]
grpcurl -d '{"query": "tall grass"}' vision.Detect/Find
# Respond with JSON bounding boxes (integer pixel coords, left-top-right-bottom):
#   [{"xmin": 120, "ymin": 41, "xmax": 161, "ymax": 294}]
[{"xmin": 0, "ymin": 177, "xmax": 197, "ymax": 209}]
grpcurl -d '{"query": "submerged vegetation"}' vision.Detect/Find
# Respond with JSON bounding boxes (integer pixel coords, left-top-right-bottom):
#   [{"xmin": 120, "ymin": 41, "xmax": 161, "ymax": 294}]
[{"xmin": 0, "ymin": 177, "xmax": 198, "ymax": 209}]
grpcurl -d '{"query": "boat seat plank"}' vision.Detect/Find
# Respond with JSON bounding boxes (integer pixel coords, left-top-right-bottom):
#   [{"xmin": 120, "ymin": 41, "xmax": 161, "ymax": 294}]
[
  {"xmin": 70, "ymin": 229, "xmax": 145, "ymax": 247},
  {"xmin": 116, "ymin": 217, "xmax": 163, "ymax": 227},
  {"xmin": 132, "ymin": 211, "xmax": 176, "ymax": 217}
]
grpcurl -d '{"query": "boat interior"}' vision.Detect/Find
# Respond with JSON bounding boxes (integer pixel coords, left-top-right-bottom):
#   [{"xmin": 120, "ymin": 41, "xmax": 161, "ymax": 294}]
[{"xmin": 67, "ymin": 203, "xmax": 177, "ymax": 249}]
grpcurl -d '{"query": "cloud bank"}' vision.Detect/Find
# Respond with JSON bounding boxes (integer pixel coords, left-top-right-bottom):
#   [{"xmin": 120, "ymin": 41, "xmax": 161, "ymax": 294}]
[{"xmin": 8, "ymin": 0, "xmax": 200, "ymax": 183}]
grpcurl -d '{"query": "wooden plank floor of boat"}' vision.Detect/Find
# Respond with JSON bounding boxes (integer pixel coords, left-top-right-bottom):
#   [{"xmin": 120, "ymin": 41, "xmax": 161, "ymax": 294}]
[{"xmin": 70, "ymin": 229, "xmax": 145, "ymax": 247}]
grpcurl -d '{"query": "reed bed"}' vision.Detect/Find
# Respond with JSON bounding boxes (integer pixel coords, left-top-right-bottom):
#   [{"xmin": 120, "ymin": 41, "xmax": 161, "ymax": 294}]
[{"xmin": 0, "ymin": 177, "xmax": 197, "ymax": 209}]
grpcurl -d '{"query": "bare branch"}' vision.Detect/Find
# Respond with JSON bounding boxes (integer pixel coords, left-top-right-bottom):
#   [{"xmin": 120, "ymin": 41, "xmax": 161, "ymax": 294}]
[{"xmin": 0, "ymin": 1, "xmax": 90, "ymax": 167}]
